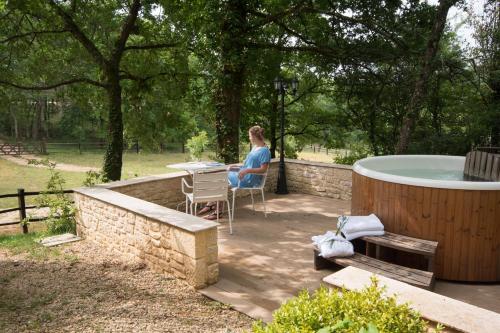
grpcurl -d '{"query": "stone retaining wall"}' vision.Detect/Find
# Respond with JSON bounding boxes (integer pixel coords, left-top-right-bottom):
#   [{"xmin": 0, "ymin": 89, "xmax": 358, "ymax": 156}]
[
  {"xmin": 267, "ymin": 159, "xmax": 352, "ymax": 200},
  {"xmin": 74, "ymin": 187, "xmax": 218, "ymax": 289},
  {"xmin": 105, "ymin": 171, "xmax": 188, "ymax": 209}
]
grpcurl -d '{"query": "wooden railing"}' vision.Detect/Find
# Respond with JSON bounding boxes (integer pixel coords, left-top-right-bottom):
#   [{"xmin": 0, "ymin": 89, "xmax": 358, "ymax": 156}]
[{"xmin": 0, "ymin": 189, "xmax": 74, "ymax": 233}]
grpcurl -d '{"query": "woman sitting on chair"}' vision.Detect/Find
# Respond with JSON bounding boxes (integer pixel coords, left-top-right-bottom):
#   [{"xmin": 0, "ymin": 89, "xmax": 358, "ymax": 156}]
[{"xmin": 201, "ymin": 125, "xmax": 271, "ymax": 220}]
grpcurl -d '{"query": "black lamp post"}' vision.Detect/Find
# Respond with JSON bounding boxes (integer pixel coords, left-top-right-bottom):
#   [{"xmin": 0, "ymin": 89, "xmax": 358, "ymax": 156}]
[{"xmin": 274, "ymin": 76, "xmax": 298, "ymax": 195}]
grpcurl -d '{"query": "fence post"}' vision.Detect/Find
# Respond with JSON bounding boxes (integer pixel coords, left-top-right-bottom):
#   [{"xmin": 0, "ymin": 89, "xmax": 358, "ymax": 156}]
[
  {"xmin": 17, "ymin": 188, "xmax": 28, "ymax": 234},
  {"xmin": 78, "ymin": 142, "xmax": 82, "ymax": 154},
  {"xmin": 135, "ymin": 139, "xmax": 139, "ymax": 154}
]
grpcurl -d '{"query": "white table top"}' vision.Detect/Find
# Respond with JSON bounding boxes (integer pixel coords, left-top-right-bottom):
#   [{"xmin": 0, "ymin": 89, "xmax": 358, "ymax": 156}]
[{"xmin": 167, "ymin": 161, "xmax": 225, "ymax": 172}]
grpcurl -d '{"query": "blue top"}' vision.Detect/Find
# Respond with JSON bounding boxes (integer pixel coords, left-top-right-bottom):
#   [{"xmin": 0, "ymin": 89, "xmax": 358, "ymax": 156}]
[{"xmin": 228, "ymin": 146, "xmax": 271, "ymax": 188}]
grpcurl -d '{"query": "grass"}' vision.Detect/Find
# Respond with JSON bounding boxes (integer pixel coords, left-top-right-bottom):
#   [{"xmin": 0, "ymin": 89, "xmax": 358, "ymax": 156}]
[
  {"xmin": 297, "ymin": 151, "xmax": 336, "ymax": 163},
  {"xmin": 35, "ymin": 149, "xmax": 214, "ymax": 177},
  {"xmin": 0, "ymin": 232, "xmax": 66, "ymax": 260},
  {"xmin": 0, "ymin": 158, "xmax": 87, "ymax": 209}
]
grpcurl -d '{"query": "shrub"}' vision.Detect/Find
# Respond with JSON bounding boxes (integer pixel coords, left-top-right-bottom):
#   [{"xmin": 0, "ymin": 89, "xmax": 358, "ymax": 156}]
[
  {"xmin": 334, "ymin": 145, "xmax": 369, "ymax": 166},
  {"xmin": 186, "ymin": 131, "xmax": 209, "ymax": 161},
  {"xmin": 82, "ymin": 170, "xmax": 108, "ymax": 187},
  {"xmin": 28, "ymin": 159, "xmax": 76, "ymax": 235},
  {"xmin": 252, "ymin": 277, "xmax": 441, "ymax": 333},
  {"xmin": 333, "ymin": 152, "xmax": 368, "ymax": 166},
  {"xmin": 284, "ymin": 136, "xmax": 300, "ymax": 159}
]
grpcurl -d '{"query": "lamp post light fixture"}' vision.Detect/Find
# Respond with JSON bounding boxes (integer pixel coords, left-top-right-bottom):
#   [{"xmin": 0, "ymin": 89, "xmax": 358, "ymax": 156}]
[{"xmin": 274, "ymin": 76, "xmax": 298, "ymax": 195}]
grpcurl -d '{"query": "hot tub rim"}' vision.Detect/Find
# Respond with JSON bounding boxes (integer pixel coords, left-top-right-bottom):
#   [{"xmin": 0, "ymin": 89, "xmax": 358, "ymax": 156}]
[{"xmin": 353, "ymin": 155, "xmax": 500, "ymax": 190}]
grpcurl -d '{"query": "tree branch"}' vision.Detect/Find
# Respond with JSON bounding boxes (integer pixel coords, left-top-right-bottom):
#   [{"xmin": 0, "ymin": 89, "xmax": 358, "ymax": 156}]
[
  {"xmin": 285, "ymin": 81, "xmax": 324, "ymax": 107},
  {"xmin": 48, "ymin": 0, "xmax": 108, "ymax": 69},
  {"xmin": 300, "ymin": 6, "xmax": 409, "ymax": 50},
  {"xmin": 0, "ymin": 78, "xmax": 106, "ymax": 90},
  {"xmin": 0, "ymin": 29, "xmax": 68, "ymax": 44},
  {"xmin": 123, "ymin": 42, "xmax": 179, "ymax": 51},
  {"xmin": 112, "ymin": 0, "xmax": 141, "ymax": 60},
  {"xmin": 246, "ymin": 1, "xmax": 307, "ymax": 32},
  {"xmin": 119, "ymin": 70, "xmax": 209, "ymax": 82}
]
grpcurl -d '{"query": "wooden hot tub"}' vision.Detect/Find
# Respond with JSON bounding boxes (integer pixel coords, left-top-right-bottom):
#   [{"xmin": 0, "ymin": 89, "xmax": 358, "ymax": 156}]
[{"xmin": 351, "ymin": 155, "xmax": 500, "ymax": 282}]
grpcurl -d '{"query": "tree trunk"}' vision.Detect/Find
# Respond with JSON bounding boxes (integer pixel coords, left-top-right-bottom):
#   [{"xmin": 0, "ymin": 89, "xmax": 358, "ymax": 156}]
[
  {"xmin": 32, "ymin": 100, "xmax": 41, "ymax": 140},
  {"xmin": 368, "ymin": 108, "xmax": 379, "ymax": 156},
  {"xmin": 269, "ymin": 90, "xmax": 278, "ymax": 158},
  {"xmin": 214, "ymin": 0, "xmax": 248, "ymax": 164},
  {"xmin": 395, "ymin": 0, "xmax": 457, "ymax": 154},
  {"xmin": 10, "ymin": 105, "xmax": 18, "ymax": 140},
  {"xmin": 102, "ymin": 76, "xmax": 123, "ymax": 181},
  {"xmin": 490, "ymin": 94, "xmax": 500, "ymax": 146}
]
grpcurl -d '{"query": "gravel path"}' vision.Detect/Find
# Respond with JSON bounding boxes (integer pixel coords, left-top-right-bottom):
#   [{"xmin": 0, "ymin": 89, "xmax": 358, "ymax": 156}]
[
  {"xmin": 0, "ymin": 241, "xmax": 253, "ymax": 333},
  {"xmin": 0, "ymin": 154, "xmax": 99, "ymax": 173}
]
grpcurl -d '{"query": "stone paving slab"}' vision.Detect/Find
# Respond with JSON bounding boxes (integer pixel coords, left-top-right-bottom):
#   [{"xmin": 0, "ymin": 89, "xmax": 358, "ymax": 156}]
[
  {"xmin": 324, "ymin": 266, "xmax": 500, "ymax": 333},
  {"xmin": 40, "ymin": 233, "xmax": 81, "ymax": 247}
]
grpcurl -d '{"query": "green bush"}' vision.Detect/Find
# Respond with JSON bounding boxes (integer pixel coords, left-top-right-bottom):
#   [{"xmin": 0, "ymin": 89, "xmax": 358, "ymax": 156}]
[
  {"xmin": 284, "ymin": 136, "xmax": 300, "ymax": 159},
  {"xmin": 186, "ymin": 131, "xmax": 209, "ymax": 161},
  {"xmin": 252, "ymin": 278, "xmax": 441, "ymax": 333},
  {"xmin": 333, "ymin": 152, "xmax": 368, "ymax": 166},
  {"xmin": 333, "ymin": 145, "xmax": 369, "ymax": 166},
  {"xmin": 82, "ymin": 170, "xmax": 108, "ymax": 187},
  {"xmin": 28, "ymin": 159, "xmax": 76, "ymax": 235}
]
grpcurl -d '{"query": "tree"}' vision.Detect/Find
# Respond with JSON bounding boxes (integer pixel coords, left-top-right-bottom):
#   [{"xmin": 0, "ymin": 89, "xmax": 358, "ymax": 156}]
[
  {"xmin": 395, "ymin": 0, "xmax": 459, "ymax": 154},
  {"xmin": 471, "ymin": 0, "xmax": 500, "ymax": 146},
  {"xmin": 0, "ymin": 0, "xmax": 180, "ymax": 180}
]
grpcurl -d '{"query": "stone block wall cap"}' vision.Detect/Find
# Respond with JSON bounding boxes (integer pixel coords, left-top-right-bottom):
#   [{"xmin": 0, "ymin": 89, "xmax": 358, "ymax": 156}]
[
  {"xmin": 73, "ymin": 187, "xmax": 218, "ymax": 233},
  {"xmin": 270, "ymin": 158, "xmax": 352, "ymax": 170}
]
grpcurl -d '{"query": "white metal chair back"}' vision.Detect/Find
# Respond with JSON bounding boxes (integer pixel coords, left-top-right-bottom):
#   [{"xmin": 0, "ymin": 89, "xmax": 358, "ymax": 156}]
[
  {"xmin": 232, "ymin": 167, "xmax": 269, "ymax": 220},
  {"xmin": 193, "ymin": 171, "xmax": 229, "ymax": 202},
  {"xmin": 181, "ymin": 169, "xmax": 233, "ymax": 234}
]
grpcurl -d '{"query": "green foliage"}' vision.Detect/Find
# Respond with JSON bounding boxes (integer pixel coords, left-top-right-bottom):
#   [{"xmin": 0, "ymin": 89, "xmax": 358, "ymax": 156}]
[
  {"xmin": 82, "ymin": 170, "xmax": 108, "ymax": 187},
  {"xmin": 252, "ymin": 278, "xmax": 440, "ymax": 333},
  {"xmin": 334, "ymin": 138, "xmax": 370, "ymax": 165},
  {"xmin": 334, "ymin": 150, "xmax": 369, "ymax": 166},
  {"xmin": 0, "ymin": 0, "xmax": 497, "ymax": 171},
  {"xmin": 0, "ymin": 232, "xmax": 77, "ymax": 261},
  {"xmin": 28, "ymin": 159, "xmax": 76, "ymax": 235},
  {"xmin": 284, "ymin": 136, "xmax": 300, "ymax": 159},
  {"xmin": 186, "ymin": 131, "xmax": 209, "ymax": 161}
]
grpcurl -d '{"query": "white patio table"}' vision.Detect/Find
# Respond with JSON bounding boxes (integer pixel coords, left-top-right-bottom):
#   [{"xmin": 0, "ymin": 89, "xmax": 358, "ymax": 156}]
[{"xmin": 166, "ymin": 161, "xmax": 226, "ymax": 173}]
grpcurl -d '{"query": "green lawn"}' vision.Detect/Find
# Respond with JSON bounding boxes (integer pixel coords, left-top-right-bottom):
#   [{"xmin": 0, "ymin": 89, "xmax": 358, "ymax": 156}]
[
  {"xmin": 0, "ymin": 158, "xmax": 87, "ymax": 209},
  {"xmin": 36, "ymin": 150, "xmax": 213, "ymax": 178},
  {"xmin": 0, "ymin": 232, "xmax": 67, "ymax": 260}
]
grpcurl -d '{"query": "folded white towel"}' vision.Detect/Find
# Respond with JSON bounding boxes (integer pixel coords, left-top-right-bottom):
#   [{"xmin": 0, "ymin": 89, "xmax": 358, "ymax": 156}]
[
  {"xmin": 312, "ymin": 231, "xmax": 354, "ymax": 258},
  {"xmin": 341, "ymin": 229, "xmax": 385, "ymax": 241},
  {"xmin": 339, "ymin": 214, "xmax": 384, "ymax": 234}
]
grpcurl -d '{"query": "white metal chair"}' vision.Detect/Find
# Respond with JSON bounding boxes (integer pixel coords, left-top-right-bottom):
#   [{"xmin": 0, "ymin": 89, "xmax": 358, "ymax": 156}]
[
  {"xmin": 231, "ymin": 168, "xmax": 268, "ymax": 220},
  {"xmin": 181, "ymin": 170, "xmax": 233, "ymax": 234}
]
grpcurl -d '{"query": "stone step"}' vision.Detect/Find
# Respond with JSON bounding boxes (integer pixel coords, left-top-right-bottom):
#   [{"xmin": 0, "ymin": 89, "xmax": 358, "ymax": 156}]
[
  {"xmin": 323, "ymin": 266, "xmax": 500, "ymax": 333},
  {"xmin": 199, "ymin": 278, "xmax": 275, "ymax": 322}
]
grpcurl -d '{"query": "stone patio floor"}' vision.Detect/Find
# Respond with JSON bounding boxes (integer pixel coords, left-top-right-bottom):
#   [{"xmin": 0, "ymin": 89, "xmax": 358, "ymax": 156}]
[{"xmin": 200, "ymin": 193, "xmax": 500, "ymax": 322}]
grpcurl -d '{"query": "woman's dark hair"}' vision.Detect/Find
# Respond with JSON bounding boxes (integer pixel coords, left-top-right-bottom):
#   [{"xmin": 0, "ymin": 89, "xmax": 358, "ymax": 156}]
[{"xmin": 249, "ymin": 125, "xmax": 265, "ymax": 141}]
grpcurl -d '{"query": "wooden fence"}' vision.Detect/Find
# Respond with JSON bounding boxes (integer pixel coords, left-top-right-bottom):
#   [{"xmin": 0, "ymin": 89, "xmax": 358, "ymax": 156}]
[
  {"xmin": 0, "ymin": 142, "xmax": 41, "ymax": 155},
  {"xmin": 0, "ymin": 189, "xmax": 74, "ymax": 233},
  {"xmin": 0, "ymin": 141, "xmax": 185, "ymax": 155}
]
